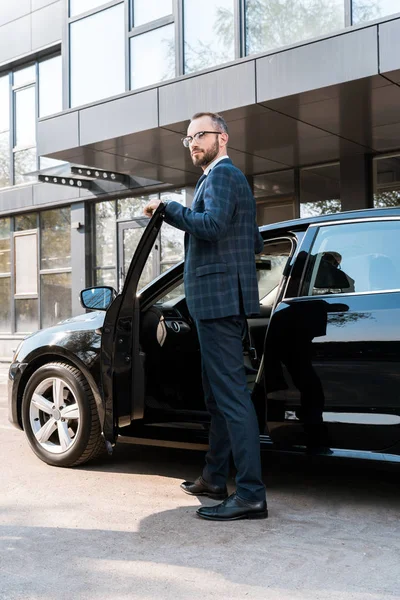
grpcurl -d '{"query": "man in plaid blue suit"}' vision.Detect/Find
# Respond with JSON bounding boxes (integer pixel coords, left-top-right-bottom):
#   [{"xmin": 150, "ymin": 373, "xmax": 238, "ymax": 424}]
[{"xmin": 144, "ymin": 112, "xmax": 267, "ymax": 521}]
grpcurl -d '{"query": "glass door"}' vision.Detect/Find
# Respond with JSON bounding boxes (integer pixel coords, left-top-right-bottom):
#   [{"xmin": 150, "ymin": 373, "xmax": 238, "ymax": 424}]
[{"xmin": 117, "ymin": 219, "xmax": 159, "ymax": 291}]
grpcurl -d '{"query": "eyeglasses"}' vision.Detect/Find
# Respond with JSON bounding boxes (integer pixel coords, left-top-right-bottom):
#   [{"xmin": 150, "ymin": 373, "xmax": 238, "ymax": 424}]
[{"xmin": 181, "ymin": 131, "xmax": 223, "ymax": 148}]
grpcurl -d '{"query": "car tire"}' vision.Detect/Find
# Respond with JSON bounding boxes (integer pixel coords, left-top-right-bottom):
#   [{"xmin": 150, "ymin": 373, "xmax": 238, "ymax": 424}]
[{"xmin": 21, "ymin": 362, "xmax": 105, "ymax": 467}]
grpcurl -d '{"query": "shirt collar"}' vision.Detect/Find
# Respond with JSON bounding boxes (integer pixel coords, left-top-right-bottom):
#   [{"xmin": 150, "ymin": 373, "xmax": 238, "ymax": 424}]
[{"xmin": 203, "ymin": 155, "xmax": 230, "ymax": 176}]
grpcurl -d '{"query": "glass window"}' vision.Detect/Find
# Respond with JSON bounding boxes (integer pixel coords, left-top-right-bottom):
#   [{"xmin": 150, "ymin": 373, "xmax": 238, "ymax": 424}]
[
  {"xmin": 15, "ymin": 298, "xmax": 38, "ymax": 333},
  {"xmin": 0, "ymin": 218, "xmax": 11, "ymax": 274},
  {"xmin": 118, "ymin": 195, "xmax": 158, "ymax": 220},
  {"xmin": 95, "ymin": 268, "xmax": 117, "ymax": 288},
  {"xmin": 14, "ymin": 148, "xmax": 37, "ymax": 184},
  {"xmin": 0, "ymin": 132, "xmax": 11, "ymax": 188},
  {"xmin": 0, "ymin": 75, "xmax": 9, "ymax": 133},
  {"xmin": 133, "ymin": 0, "xmax": 173, "ymax": 26},
  {"xmin": 160, "ymin": 191, "xmax": 185, "ymax": 266},
  {"xmin": 374, "ymin": 155, "xmax": 400, "ymax": 208},
  {"xmin": 14, "ymin": 232, "xmax": 38, "ymax": 295},
  {"xmin": 300, "ymin": 164, "xmax": 341, "ymax": 218},
  {"xmin": 39, "ymin": 56, "xmax": 62, "ymax": 117},
  {"xmin": 353, "ymin": 0, "xmax": 400, "ymax": 24},
  {"xmin": 15, "ymin": 86, "xmax": 36, "ymax": 149},
  {"xmin": 257, "ymin": 239, "xmax": 292, "ymax": 303},
  {"xmin": 69, "ymin": 0, "xmax": 109, "ymax": 17},
  {"xmin": 246, "ymin": 0, "xmax": 345, "ymax": 56},
  {"xmin": 41, "ymin": 272, "xmax": 72, "ymax": 328},
  {"xmin": 0, "ymin": 277, "xmax": 11, "ymax": 332},
  {"xmin": 184, "ymin": 0, "xmax": 235, "ymax": 74},
  {"xmin": 254, "ymin": 170, "xmax": 296, "ymax": 225},
  {"xmin": 301, "ymin": 221, "xmax": 400, "ymax": 297},
  {"xmin": 13, "ymin": 65, "xmax": 36, "ymax": 87},
  {"xmin": 130, "ymin": 24, "xmax": 175, "ymax": 89},
  {"xmin": 70, "ymin": 4, "xmax": 125, "ymax": 107},
  {"xmin": 15, "ymin": 213, "xmax": 37, "ymax": 232},
  {"xmin": 95, "ymin": 201, "xmax": 116, "ymax": 268},
  {"xmin": 40, "ymin": 208, "xmax": 71, "ymax": 270}
]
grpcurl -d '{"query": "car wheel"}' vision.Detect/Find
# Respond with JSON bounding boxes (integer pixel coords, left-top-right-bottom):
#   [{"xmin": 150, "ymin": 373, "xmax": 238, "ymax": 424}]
[{"xmin": 21, "ymin": 362, "xmax": 104, "ymax": 467}]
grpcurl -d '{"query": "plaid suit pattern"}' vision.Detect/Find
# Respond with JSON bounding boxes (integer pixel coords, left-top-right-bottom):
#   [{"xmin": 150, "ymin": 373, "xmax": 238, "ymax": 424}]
[{"xmin": 164, "ymin": 158, "xmax": 263, "ymax": 320}]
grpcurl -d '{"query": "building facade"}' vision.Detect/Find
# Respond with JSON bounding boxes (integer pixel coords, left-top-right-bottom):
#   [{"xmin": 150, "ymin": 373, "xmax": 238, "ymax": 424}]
[{"xmin": 1, "ymin": 0, "xmax": 400, "ymax": 356}]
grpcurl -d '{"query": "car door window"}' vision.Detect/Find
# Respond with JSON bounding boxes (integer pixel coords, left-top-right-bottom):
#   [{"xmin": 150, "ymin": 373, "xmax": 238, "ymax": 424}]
[
  {"xmin": 257, "ymin": 239, "xmax": 292, "ymax": 305},
  {"xmin": 301, "ymin": 220, "xmax": 400, "ymax": 296}
]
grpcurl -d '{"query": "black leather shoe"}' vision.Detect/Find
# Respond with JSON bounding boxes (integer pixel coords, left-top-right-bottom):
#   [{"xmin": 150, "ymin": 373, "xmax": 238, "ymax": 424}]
[
  {"xmin": 196, "ymin": 492, "xmax": 268, "ymax": 521},
  {"xmin": 180, "ymin": 477, "xmax": 228, "ymax": 500}
]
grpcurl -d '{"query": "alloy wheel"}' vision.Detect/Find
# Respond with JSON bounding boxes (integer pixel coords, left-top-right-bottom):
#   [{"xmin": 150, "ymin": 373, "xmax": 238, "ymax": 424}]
[{"xmin": 29, "ymin": 377, "xmax": 80, "ymax": 454}]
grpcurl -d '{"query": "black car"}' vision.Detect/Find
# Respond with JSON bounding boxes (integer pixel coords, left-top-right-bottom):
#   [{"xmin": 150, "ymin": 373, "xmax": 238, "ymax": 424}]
[{"xmin": 8, "ymin": 206, "xmax": 400, "ymax": 467}]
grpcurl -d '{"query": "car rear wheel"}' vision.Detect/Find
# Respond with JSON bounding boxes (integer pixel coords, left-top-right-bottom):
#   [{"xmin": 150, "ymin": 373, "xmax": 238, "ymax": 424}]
[{"xmin": 21, "ymin": 362, "xmax": 104, "ymax": 467}]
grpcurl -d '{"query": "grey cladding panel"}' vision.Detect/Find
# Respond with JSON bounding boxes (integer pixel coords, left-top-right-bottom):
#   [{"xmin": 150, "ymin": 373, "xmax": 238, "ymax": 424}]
[
  {"xmin": 379, "ymin": 19, "xmax": 400, "ymax": 77},
  {"xmin": 0, "ymin": 0, "xmax": 30, "ymax": 28},
  {"xmin": 0, "ymin": 186, "xmax": 33, "ymax": 214},
  {"xmin": 32, "ymin": 2, "xmax": 62, "ymax": 50},
  {"xmin": 159, "ymin": 62, "xmax": 256, "ymax": 126},
  {"xmin": 0, "ymin": 15, "xmax": 31, "ymax": 64},
  {"xmin": 79, "ymin": 90, "xmax": 158, "ymax": 146},
  {"xmin": 257, "ymin": 28, "xmax": 378, "ymax": 102},
  {"xmin": 37, "ymin": 112, "xmax": 79, "ymax": 156},
  {"xmin": 33, "ymin": 183, "xmax": 80, "ymax": 206}
]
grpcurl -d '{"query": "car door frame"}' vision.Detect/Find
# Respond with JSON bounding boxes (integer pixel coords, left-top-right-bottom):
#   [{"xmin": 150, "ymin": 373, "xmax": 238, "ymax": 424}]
[{"xmin": 100, "ymin": 205, "xmax": 165, "ymax": 445}]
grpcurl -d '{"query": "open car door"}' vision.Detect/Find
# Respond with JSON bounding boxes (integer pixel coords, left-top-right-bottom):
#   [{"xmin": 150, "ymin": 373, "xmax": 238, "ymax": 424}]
[{"xmin": 100, "ymin": 205, "xmax": 165, "ymax": 444}]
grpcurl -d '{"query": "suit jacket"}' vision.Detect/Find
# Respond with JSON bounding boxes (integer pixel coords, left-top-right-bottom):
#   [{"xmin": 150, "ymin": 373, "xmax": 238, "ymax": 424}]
[{"xmin": 164, "ymin": 157, "xmax": 264, "ymax": 320}]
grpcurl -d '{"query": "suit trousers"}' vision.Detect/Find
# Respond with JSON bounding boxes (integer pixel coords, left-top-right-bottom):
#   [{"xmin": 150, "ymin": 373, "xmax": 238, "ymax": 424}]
[{"xmin": 195, "ymin": 315, "xmax": 266, "ymax": 502}]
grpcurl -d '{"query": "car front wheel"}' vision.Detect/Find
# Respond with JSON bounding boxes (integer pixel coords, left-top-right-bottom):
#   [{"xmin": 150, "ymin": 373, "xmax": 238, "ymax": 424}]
[{"xmin": 21, "ymin": 362, "xmax": 104, "ymax": 467}]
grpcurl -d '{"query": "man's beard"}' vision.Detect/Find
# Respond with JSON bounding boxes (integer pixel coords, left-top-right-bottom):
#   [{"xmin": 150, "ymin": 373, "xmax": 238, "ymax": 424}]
[{"xmin": 191, "ymin": 138, "xmax": 219, "ymax": 167}]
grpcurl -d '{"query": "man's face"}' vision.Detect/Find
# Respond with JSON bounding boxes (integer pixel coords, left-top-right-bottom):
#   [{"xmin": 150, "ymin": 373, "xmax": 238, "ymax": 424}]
[{"xmin": 187, "ymin": 116, "xmax": 224, "ymax": 168}]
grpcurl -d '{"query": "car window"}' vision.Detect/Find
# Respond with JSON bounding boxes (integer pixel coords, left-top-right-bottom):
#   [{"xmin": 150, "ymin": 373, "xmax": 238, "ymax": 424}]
[
  {"xmin": 257, "ymin": 239, "xmax": 292, "ymax": 305},
  {"xmin": 301, "ymin": 220, "xmax": 400, "ymax": 297}
]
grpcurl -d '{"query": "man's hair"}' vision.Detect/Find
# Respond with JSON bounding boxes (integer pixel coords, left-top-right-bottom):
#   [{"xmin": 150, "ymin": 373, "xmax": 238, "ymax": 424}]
[{"xmin": 190, "ymin": 112, "xmax": 229, "ymax": 134}]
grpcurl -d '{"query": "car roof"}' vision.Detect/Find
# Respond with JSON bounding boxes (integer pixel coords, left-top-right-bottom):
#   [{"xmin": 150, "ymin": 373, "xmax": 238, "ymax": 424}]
[{"xmin": 259, "ymin": 207, "xmax": 400, "ymax": 235}]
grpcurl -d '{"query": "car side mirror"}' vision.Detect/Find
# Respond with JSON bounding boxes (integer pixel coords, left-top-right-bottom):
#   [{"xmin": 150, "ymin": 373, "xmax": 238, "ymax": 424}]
[{"xmin": 80, "ymin": 286, "xmax": 117, "ymax": 311}]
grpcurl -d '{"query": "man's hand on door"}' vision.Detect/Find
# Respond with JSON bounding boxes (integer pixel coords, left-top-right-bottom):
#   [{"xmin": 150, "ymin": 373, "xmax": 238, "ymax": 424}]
[{"xmin": 143, "ymin": 199, "xmax": 162, "ymax": 218}]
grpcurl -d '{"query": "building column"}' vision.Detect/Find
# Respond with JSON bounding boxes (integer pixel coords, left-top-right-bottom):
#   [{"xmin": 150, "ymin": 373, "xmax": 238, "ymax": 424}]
[
  {"xmin": 71, "ymin": 202, "xmax": 88, "ymax": 316},
  {"xmin": 340, "ymin": 154, "xmax": 373, "ymax": 212}
]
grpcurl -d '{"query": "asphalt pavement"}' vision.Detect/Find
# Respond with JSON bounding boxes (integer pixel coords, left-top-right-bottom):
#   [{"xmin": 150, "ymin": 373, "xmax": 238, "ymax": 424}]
[{"xmin": 0, "ymin": 362, "xmax": 399, "ymax": 600}]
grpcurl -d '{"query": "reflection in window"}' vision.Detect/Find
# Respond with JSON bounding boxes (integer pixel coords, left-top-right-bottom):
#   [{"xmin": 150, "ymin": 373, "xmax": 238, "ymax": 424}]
[
  {"xmin": 39, "ymin": 56, "xmax": 62, "ymax": 117},
  {"xmin": 130, "ymin": 24, "xmax": 175, "ymax": 89},
  {"xmin": 160, "ymin": 191, "xmax": 185, "ymax": 267},
  {"xmin": 69, "ymin": 0, "xmax": 109, "ymax": 17},
  {"xmin": 133, "ymin": 0, "xmax": 173, "ymax": 26},
  {"xmin": 15, "ymin": 86, "xmax": 36, "ymax": 149},
  {"xmin": 70, "ymin": 3, "xmax": 125, "ymax": 107},
  {"xmin": 15, "ymin": 298, "xmax": 38, "ymax": 333},
  {"xmin": 95, "ymin": 201, "xmax": 116, "ymax": 268},
  {"xmin": 40, "ymin": 208, "xmax": 71, "ymax": 270},
  {"xmin": 0, "ymin": 132, "xmax": 10, "ymax": 188},
  {"xmin": 15, "ymin": 213, "xmax": 37, "ymax": 232},
  {"xmin": 254, "ymin": 170, "xmax": 295, "ymax": 225},
  {"xmin": 0, "ymin": 76, "xmax": 9, "ymax": 133},
  {"xmin": 0, "ymin": 277, "xmax": 11, "ymax": 332},
  {"xmin": 302, "ymin": 221, "xmax": 400, "ymax": 297},
  {"xmin": 95, "ymin": 268, "xmax": 117, "ymax": 289},
  {"xmin": 184, "ymin": 0, "xmax": 235, "ymax": 74},
  {"xmin": 374, "ymin": 154, "xmax": 400, "ymax": 208},
  {"xmin": 118, "ymin": 195, "xmax": 157, "ymax": 220},
  {"xmin": 246, "ymin": 0, "xmax": 344, "ymax": 56},
  {"xmin": 257, "ymin": 239, "xmax": 291, "ymax": 303},
  {"xmin": 0, "ymin": 218, "xmax": 11, "ymax": 274},
  {"xmin": 300, "ymin": 164, "xmax": 341, "ymax": 218},
  {"xmin": 14, "ymin": 148, "xmax": 37, "ymax": 184},
  {"xmin": 352, "ymin": 0, "xmax": 399, "ymax": 24},
  {"xmin": 41, "ymin": 272, "xmax": 72, "ymax": 328}
]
